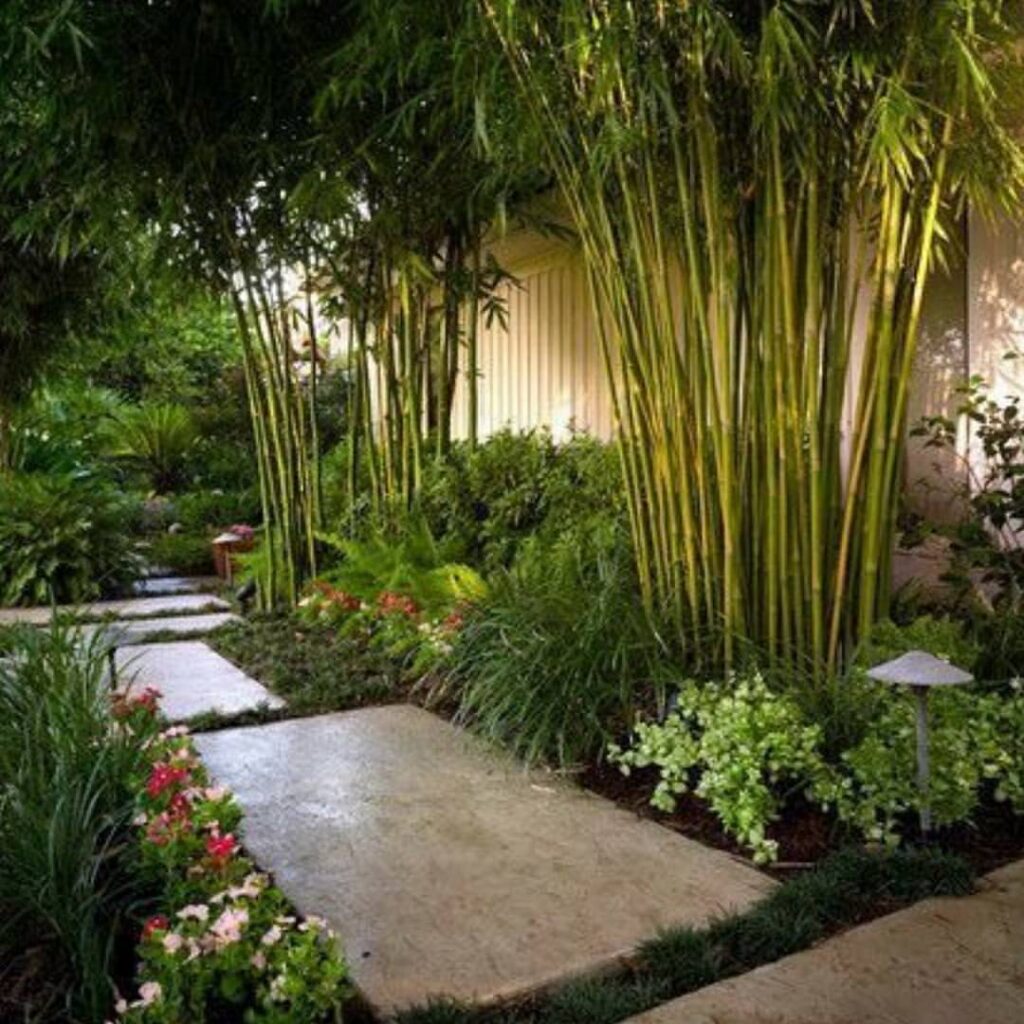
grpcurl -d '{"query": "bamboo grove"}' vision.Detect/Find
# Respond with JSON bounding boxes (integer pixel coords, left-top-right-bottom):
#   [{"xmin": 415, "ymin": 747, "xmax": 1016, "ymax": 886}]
[
  {"xmin": 486, "ymin": 0, "xmax": 1024, "ymax": 674},
  {"xmin": 6, "ymin": 0, "xmax": 1024, "ymax": 671}
]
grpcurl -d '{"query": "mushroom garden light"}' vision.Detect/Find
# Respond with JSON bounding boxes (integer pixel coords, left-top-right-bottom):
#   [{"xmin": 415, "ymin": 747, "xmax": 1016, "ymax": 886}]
[{"xmin": 866, "ymin": 650, "xmax": 974, "ymax": 836}]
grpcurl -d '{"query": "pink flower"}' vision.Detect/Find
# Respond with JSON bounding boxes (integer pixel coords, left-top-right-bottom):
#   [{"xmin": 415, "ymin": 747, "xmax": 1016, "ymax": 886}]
[
  {"xmin": 132, "ymin": 981, "xmax": 162, "ymax": 1009},
  {"xmin": 261, "ymin": 925, "xmax": 283, "ymax": 946},
  {"xmin": 204, "ymin": 785, "xmax": 230, "ymax": 802},
  {"xmin": 162, "ymin": 932, "xmax": 184, "ymax": 954},
  {"xmin": 210, "ymin": 907, "xmax": 248, "ymax": 946},
  {"xmin": 251, "ymin": 951, "xmax": 267, "ymax": 970}
]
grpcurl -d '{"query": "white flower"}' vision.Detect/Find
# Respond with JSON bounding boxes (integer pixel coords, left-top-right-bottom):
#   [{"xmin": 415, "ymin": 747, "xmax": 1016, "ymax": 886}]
[
  {"xmin": 251, "ymin": 951, "xmax": 267, "ymax": 970},
  {"xmin": 204, "ymin": 785, "xmax": 230, "ymax": 802},
  {"xmin": 177, "ymin": 903, "xmax": 210, "ymax": 923},
  {"xmin": 261, "ymin": 925, "xmax": 283, "ymax": 946},
  {"xmin": 132, "ymin": 812, "xmax": 148, "ymax": 826},
  {"xmin": 162, "ymin": 932, "xmax": 184, "ymax": 954}
]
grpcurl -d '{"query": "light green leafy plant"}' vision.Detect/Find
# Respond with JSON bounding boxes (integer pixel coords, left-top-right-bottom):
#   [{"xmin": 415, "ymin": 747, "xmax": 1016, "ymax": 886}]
[{"xmin": 610, "ymin": 673, "xmax": 832, "ymax": 863}]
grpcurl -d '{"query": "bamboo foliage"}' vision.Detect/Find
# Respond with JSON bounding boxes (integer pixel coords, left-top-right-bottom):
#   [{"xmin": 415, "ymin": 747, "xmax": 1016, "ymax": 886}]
[
  {"xmin": 486, "ymin": 0, "xmax": 1024, "ymax": 675},
  {"xmin": 230, "ymin": 255, "xmax": 321, "ymax": 609}
]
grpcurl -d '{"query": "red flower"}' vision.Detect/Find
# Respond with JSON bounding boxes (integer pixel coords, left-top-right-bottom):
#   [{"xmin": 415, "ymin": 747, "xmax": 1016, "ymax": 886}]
[
  {"xmin": 441, "ymin": 610, "xmax": 464, "ymax": 633},
  {"xmin": 377, "ymin": 591, "xmax": 419, "ymax": 618},
  {"xmin": 142, "ymin": 915, "xmax": 169, "ymax": 940},
  {"xmin": 206, "ymin": 832, "xmax": 237, "ymax": 863},
  {"xmin": 146, "ymin": 763, "xmax": 189, "ymax": 799}
]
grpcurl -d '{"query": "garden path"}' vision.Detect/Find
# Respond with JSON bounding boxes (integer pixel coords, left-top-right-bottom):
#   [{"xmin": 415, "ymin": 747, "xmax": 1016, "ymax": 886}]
[
  {"xmin": 115, "ymin": 641, "xmax": 283, "ymax": 722},
  {"xmin": 0, "ymin": 591, "xmax": 229, "ymax": 625},
  {"xmin": 82, "ymin": 611, "xmax": 241, "ymax": 646},
  {"xmin": 194, "ymin": 705, "xmax": 777, "ymax": 1016},
  {"xmin": 622, "ymin": 857, "xmax": 1024, "ymax": 1024}
]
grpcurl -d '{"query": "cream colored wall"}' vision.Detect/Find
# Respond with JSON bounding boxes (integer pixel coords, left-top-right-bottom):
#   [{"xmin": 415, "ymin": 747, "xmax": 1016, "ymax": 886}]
[
  {"xmin": 450, "ymin": 235, "xmax": 615, "ymax": 441},
  {"xmin": 452, "ymin": 213, "xmax": 1023, "ymax": 521}
]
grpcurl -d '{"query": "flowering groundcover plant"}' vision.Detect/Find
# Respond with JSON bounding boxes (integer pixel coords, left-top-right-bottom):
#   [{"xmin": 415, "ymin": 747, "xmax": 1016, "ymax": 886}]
[{"xmin": 112, "ymin": 699, "xmax": 349, "ymax": 1023}]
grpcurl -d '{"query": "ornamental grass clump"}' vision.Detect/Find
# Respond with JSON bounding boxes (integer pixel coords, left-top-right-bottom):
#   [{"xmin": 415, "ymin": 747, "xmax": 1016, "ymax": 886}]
[
  {"xmin": 448, "ymin": 518, "xmax": 668, "ymax": 767},
  {"xmin": 0, "ymin": 625, "xmax": 158, "ymax": 1024}
]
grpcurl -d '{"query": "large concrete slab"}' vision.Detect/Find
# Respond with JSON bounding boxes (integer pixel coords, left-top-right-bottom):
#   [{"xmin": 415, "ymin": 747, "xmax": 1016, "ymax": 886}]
[
  {"xmin": 0, "ymin": 592, "xmax": 229, "ymax": 625},
  {"xmin": 116, "ymin": 641, "xmax": 283, "ymax": 722},
  {"xmin": 80, "ymin": 612, "xmax": 241, "ymax": 647},
  {"xmin": 194, "ymin": 706, "xmax": 775, "ymax": 1016},
  {"xmin": 624, "ymin": 859, "xmax": 1024, "ymax": 1024}
]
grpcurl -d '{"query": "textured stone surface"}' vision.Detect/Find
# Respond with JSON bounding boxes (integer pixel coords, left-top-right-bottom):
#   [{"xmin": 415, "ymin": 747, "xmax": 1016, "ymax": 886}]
[
  {"xmin": 0, "ymin": 592, "xmax": 229, "ymax": 625},
  {"xmin": 623, "ymin": 859, "xmax": 1024, "ymax": 1024},
  {"xmin": 132, "ymin": 576, "xmax": 221, "ymax": 597},
  {"xmin": 116, "ymin": 641, "xmax": 283, "ymax": 722},
  {"xmin": 195, "ymin": 706, "xmax": 775, "ymax": 1016},
  {"xmin": 81, "ymin": 612, "xmax": 241, "ymax": 646}
]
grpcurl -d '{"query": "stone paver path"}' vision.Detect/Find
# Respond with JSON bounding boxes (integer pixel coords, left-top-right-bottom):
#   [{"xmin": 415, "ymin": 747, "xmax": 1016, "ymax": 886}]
[
  {"xmin": 132, "ymin": 575, "xmax": 221, "ymax": 597},
  {"xmin": 623, "ymin": 858, "xmax": 1024, "ymax": 1024},
  {"xmin": 82, "ymin": 612, "xmax": 241, "ymax": 646},
  {"xmin": 0, "ymin": 591, "xmax": 228, "ymax": 625},
  {"xmin": 195, "ymin": 705, "xmax": 775, "ymax": 1016},
  {"xmin": 117, "ymin": 641, "xmax": 283, "ymax": 722}
]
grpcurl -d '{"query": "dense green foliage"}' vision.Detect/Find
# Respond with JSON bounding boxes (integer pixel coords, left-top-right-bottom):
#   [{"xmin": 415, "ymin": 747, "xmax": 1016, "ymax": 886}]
[
  {"xmin": 396, "ymin": 847, "xmax": 974, "ymax": 1024},
  {"xmin": 0, "ymin": 626, "xmax": 158, "ymax": 1022},
  {"xmin": 447, "ymin": 518, "xmax": 665, "ymax": 766},
  {"xmin": 210, "ymin": 615, "xmax": 406, "ymax": 717},
  {"xmin": 612, "ymin": 669, "xmax": 1024, "ymax": 862},
  {"xmin": 0, "ymin": 472, "xmax": 141, "ymax": 605}
]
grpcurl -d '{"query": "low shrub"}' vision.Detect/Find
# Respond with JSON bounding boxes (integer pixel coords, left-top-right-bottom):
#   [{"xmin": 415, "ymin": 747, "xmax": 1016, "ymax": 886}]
[
  {"xmin": 416, "ymin": 429, "xmax": 625, "ymax": 570},
  {"xmin": 209, "ymin": 614, "xmax": 406, "ymax": 715},
  {"xmin": 118, "ymin": 727, "xmax": 350, "ymax": 1022},
  {"xmin": 610, "ymin": 668, "xmax": 1024, "ymax": 861},
  {"xmin": 0, "ymin": 471, "xmax": 142, "ymax": 605},
  {"xmin": 0, "ymin": 625, "xmax": 159, "ymax": 1023},
  {"xmin": 147, "ymin": 532, "xmax": 214, "ymax": 576},
  {"xmin": 447, "ymin": 518, "xmax": 667, "ymax": 767},
  {"xmin": 174, "ymin": 488, "xmax": 261, "ymax": 534}
]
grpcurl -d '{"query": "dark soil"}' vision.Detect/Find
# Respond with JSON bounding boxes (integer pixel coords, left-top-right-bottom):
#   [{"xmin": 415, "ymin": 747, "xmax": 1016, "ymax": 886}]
[{"xmin": 580, "ymin": 761, "xmax": 1024, "ymax": 876}]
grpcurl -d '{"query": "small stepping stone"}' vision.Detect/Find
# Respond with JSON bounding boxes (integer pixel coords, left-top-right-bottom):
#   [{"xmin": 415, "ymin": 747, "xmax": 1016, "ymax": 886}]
[
  {"xmin": 81, "ymin": 612, "xmax": 241, "ymax": 647},
  {"xmin": 0, "ymin": 592, "xmax": 229, "ymax": 626},
  {"xmin": 132, "ymin": 576, "xmax": 221, "ymax": 597},
  {"xmin": 621, "ymin": 858, "xmax": 1024, "ymax": 1024},
  {"xmin": 195, "ymin": 706, "xmax": 776, "ymax": 1016},
  {"xmin": 116, "ymin": 641, "xmax": 284, "ymax": 722}
]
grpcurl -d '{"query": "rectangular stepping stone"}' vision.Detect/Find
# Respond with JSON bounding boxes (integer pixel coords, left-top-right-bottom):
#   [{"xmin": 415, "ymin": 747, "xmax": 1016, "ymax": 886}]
[
  {"xmin": 622, "ymin": 858, "xmax": 1024, "ymax": 1024},
  {"xmin": 132, "ymin": 576, "xmax": 221, "ymax": 597},
  {"xmin": 194, "ymin": 706, "xmax": 775, "ymax": 1016},
  {"xmin": 0, "ymin": 592, "xmax": 229, "ymax": 626},
  {"xmin": 79, "ymin": 612, "xmax": 241, "ymax": 647},
  {"xmin": 116, "ymin": 641, "xmax": 284, "ymax": 722}
]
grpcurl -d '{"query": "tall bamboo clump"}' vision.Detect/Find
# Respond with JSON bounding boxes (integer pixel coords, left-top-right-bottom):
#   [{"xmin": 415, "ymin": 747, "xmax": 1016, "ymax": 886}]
[
  {"xmin": 229, "ymin": 253, "xmax": 321, "ymax": 609},
  {"xmin": 486, "ymin": 0, "xmax": 1023, "ymax": 674}
]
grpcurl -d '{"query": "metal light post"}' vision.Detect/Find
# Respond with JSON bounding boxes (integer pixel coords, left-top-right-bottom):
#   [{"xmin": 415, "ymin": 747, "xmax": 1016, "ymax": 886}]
[{"xmin": 866, "ymin": 650, "xmax": 974, "ymax": 837}]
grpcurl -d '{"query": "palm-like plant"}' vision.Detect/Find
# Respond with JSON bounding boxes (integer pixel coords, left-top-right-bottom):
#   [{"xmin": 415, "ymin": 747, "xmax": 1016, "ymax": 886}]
[{"xmin": 107, "ymin": 402, "xmax": 198, "ymax": 493}]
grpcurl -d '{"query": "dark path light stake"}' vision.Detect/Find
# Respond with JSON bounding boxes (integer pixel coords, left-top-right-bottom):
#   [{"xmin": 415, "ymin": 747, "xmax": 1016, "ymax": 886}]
[{"xmin": 866, "ymin": 651, "xmax": 974, "ymax": 836}]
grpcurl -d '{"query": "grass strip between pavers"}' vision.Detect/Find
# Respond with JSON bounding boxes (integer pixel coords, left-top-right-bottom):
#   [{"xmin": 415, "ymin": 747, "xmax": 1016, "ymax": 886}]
[{"xmin": 393, "ymin": 847, "xmax": 974, "ymax": 1024}]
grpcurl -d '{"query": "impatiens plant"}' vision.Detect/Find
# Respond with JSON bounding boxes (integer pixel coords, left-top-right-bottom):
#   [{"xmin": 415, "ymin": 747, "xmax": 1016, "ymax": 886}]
[{"xmin": 115, "ymin": 725, "xmax": 350, "ymax": 1023}]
